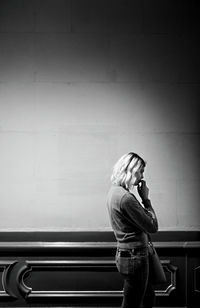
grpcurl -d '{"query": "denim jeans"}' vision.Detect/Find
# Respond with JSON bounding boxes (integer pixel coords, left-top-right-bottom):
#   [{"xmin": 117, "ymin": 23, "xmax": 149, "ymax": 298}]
[{"xmin": 116, "ymin": 247, "xmax": 155, "ymax": 308}]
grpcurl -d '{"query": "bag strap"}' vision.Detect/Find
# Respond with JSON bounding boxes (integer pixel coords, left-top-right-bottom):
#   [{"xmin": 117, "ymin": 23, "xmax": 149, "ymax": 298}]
[
  {"xmin": 147, "ymin": 233, "xmax": 152, "ymax": 242},
  {"xmin": 147, "ymin": 233, "xmax": 156, "ymax": 255}
]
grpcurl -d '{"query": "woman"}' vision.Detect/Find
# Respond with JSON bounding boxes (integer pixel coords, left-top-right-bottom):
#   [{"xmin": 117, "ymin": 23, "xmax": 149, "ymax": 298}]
[{"xmin": 107, "ymin": 152, "xmax": 158, "ymax": 308}]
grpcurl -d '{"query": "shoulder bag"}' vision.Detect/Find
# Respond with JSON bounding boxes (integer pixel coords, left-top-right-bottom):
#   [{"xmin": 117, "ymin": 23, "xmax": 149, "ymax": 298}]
[{"xmin": 148, "ymin": 239, "xmax": 166, "ymax": 285}]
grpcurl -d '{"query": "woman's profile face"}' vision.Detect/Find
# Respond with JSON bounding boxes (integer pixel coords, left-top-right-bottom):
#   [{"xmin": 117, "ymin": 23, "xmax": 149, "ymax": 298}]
[{"xmin": 131, "ymin": 165, "xmax": 145, "ymax": 187}]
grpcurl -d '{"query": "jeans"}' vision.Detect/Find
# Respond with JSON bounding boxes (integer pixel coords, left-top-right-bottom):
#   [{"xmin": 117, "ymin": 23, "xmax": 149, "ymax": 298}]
[{"xmin": 116, "ymin": 247, "xmax": 155, "ymax": 308}]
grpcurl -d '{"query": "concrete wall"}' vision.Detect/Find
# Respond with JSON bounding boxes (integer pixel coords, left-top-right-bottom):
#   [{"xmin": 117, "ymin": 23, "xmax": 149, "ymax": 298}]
[{"xmin": 0, "ymin": 0, "xmax": 199, "ymax": 231}]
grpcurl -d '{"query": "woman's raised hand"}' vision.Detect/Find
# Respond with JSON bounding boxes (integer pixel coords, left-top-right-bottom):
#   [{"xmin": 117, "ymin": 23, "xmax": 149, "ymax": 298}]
[{"xmin": 137, "ymin": 180, "xmax": 149, "ymax": 201}]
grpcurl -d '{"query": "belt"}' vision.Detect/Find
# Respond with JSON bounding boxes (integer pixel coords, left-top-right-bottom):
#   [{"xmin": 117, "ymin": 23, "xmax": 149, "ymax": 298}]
[
  {"xmin": 117, "ymin": 243, "xmax": 147, "ymax": 249},
  {"xmin": 117, "ymin": 246, "xmax": 147, "ymax": 257}
]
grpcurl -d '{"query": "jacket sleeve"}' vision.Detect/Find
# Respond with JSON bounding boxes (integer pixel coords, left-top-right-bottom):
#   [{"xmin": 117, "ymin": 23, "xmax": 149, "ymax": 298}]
[{"xmin": 120, "ymin": 193, "xmax": 158, "ymax": 233}]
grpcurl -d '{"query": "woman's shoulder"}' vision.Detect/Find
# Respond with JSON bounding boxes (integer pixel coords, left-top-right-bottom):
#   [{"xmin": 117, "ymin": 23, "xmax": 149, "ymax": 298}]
[
  {"xmin": 119, "ymin": 190, "xmax": 141, "ymax": 209},
  {"xmin": 108, "ymin": 185, "xmax": 133, "ymax": 201}
]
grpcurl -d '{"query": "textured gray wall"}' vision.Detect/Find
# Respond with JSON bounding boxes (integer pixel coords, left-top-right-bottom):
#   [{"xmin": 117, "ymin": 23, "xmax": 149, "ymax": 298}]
[{"xmin": 0, "ymin": 0, "xmax": 199, "ymax": 230}]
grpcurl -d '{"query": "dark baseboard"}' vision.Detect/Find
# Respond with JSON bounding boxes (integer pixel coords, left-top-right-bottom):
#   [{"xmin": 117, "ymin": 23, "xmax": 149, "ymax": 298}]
[{"xmin": 0, "ymin": 230, "xmax": 200, "ymax": 242}]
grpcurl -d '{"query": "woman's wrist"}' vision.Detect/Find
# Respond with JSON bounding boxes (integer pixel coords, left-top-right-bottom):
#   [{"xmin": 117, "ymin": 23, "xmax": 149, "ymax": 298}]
[{"xmin": 142, "ymin": 198, "xmax": 151, "ymax": 207}]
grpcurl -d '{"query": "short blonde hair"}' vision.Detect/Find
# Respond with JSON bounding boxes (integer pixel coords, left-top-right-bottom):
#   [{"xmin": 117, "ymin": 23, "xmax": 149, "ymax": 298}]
[{"xmin": 111, "ymin": 152, "xmax": 146, "ymax": 189}]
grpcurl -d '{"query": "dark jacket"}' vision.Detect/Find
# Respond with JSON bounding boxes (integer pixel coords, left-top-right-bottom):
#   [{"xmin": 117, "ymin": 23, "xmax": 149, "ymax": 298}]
[{"xmin": 107, "ymin": 185, "xmax": 158, "ymax": 249}]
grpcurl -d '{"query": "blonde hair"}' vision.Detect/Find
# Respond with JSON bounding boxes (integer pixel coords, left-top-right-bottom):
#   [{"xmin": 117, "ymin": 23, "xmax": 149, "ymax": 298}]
[{"xmin": 111, "ymin": 152, "xmax": 146, "ymax": 189}]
